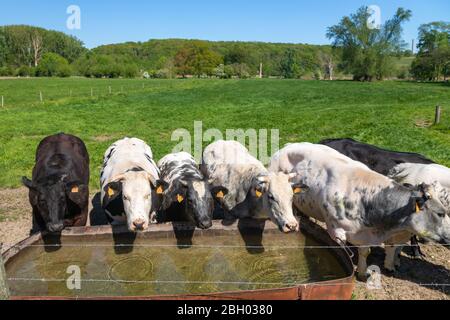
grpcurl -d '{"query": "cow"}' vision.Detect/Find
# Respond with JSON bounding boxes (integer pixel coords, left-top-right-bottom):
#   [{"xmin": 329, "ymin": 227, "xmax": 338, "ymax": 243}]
[
  {"xmin": 383, "ymin": 163, "xmax": 450, "ymax": 268},
  {"xmin": 22, "ymin": 133, "xmax": 90, "ymax": 234},
  {"xmin": 320, "ymin": 138, "xmax": 436, "ymax": 257},
  {"xmin": 201, "ymin": 140, "xmax": 302, "ymax": 233},
  {"xmin": 269, "ymin": 143, "xmax": 450, "ymax": 278},
  {"xmin": 157, "ymin": 152, "xmax": 219, "ymax": 229},
  {"xmin": 320, "ymin": 138, "xmax": 434, "ymax": 175},
  {"xmin": 100, "ymin": 137, "xmax": 164, "ymax": 232}
]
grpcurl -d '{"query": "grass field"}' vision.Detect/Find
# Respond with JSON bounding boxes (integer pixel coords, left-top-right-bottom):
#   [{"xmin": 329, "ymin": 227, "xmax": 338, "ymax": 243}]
[{"xmin": 0, "ymin": 78, "xmax": 449, "ymax": 190}]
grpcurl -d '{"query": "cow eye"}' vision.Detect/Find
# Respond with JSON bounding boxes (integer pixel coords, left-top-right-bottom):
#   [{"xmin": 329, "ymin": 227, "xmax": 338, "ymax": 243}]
[
  {"xmin": 123, "ymin": 195, "xmax": 129, "ymax": 201},
  {"xmin": 268, "ymin": 193, "xmax": 275, "ymax": 200},
  {"xmin": 437, "ymin": 212, "xmax": 445, "ymax": 218}
]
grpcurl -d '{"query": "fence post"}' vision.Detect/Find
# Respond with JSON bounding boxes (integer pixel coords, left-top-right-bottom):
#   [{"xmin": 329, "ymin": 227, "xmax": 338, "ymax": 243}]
[
  {"xmin": 91, "ymin": 88, "xmax": 94, "ymax": 97},
  {"xmin": 1, "ymin": 96, "xmax": 3, "ymax": 107},
  {"xmin": 0, "ymin": 248, "xmax": 10, "ymax": 300},
  {"xmin": 39, "ymin": 91, "xmax": 43, "ymax": 103},
  {"xmin": 109, "ymin": 86, "xmax": 112, "ymax": 94},
  {"xmin": 434, "ymin": 105, "xmax": 441, "ymax": 125}
]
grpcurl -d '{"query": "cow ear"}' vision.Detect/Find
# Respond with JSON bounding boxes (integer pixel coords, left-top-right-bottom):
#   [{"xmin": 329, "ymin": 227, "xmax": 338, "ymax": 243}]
[
  {"xmin": 22, "ymin": 177, "xmax": 35, "ymax": 190},
  {"xmin": 155, "ymin": 180, "xmax": 169, "ymax": 195},
  {"xmin": 103, "ymin": 181, "xmax": 122, "ymax": 208},
  {"xmin": 211, "ymin": 186, "xmax": 228, "ymax": 200},
  {"xmin": 66, "ymin": 182, "xmax": 87, "ymax": 204},
  {"xmin": 292, "ymin": 183, "xmax": 309, "ymax": 194}
]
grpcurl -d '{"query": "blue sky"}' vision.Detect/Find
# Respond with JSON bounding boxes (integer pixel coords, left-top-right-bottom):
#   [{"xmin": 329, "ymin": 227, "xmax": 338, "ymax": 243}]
[{"xmin": 0, "ymin": 0, "xmax": 448, "ymax": 48}]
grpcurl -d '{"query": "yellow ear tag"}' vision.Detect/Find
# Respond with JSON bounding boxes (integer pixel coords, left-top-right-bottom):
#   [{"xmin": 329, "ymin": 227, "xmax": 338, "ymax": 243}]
[
  {"xmin": 293, "ymin": 187, "xmax": 302, "ymax": 194},
  {"xmin": 416, "ymin": 202, "xmax": 421, "ymax": 213},
  {"xmin": 177, "ymin": 194, "xmax": 184, "ymax": 203},
  {"xmin": 71, "ymin": 186, "xmax": 79, "ymax": 193},
  {"xmin": 216, "ymin": 191, "xmax": 224, "ymax": 199},
  {"xmin": 108, "ymin": 187, "xmax": 115, "ymax": 197},
  {"xmin": 156, "ymin": 186, "xmax": 164, "ymax": 195},
  {"xmin": 255, "ymin": 190, "xmax": 263, "ymax": 198}
]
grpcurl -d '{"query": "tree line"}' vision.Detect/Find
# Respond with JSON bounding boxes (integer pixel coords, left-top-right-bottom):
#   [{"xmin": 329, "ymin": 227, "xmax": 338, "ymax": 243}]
[{"xmin": 0, "ymin": 7, "xmax": 448, "ymax": 81}]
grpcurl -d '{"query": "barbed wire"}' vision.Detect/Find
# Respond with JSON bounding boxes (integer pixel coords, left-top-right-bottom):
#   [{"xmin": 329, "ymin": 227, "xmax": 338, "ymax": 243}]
[
  {"xmin": 6, "ymin": 277, "xmax": 450, "ymax": 288},
  {"xmin": 2, "ymin": 242, "xmax": 449, "ymax": 250}
]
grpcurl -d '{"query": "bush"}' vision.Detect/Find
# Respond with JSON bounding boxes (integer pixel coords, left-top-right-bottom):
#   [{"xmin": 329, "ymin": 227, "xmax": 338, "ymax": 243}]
[
  {"xmin": 15, "ymin": 65, "xmax": 35, "ymax": 77},
  {"xmin": 36, "ymin": 53, "xmax": 72, "ymax": 77},
  {"xmin": 0, "ymin": 66, "xmax": 14, "ymax": 76}
]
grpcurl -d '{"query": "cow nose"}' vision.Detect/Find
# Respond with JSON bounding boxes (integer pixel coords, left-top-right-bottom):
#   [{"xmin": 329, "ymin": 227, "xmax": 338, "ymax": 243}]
[
  {"xmin": 198, "ymin": 220, "xmax": 212, "ymax": 230},
  {"xmin": 282, "ymin": 221, "xmax": 299, "ymax": 233},
  {"xmin": 133, "ymin": 219, "xmax": 146, "ymax": 230},
  {"xmin": 47, "ymin": 223, "xmax": 64, "ymax": 233}
]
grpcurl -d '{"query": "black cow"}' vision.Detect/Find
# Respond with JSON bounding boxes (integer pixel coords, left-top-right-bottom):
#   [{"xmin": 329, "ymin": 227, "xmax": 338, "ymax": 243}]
[
  {"xmin": 22, "ymin": 133, "xmax": 90, "ymax": 234},
  {"xmin": 320, "ymin": 138, "xmax": 434, "ymax": 175},
  {"xmin": 320, "ymin": 138, "xmax": 436, "ymax": 258}
]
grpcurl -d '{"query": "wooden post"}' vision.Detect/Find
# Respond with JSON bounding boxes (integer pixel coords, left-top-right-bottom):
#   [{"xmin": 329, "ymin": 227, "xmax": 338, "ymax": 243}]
[
  {"xmin": 109, "ymin": 86, "xmax": 112, "ymax": 94},
  {"xmin": 0, "ymin": 249, "xmax": 10, "ymax": 300},
  {"xmin": 39, "ymin": 91, "xmax": 43, "ymax": 103},
  {"xmin": 435, "ymin": 105, "xmax": 441, "ymax": 125},
  {"xmin": 259, "ymin": 63, "xmax": 263, "ymax": 79}
]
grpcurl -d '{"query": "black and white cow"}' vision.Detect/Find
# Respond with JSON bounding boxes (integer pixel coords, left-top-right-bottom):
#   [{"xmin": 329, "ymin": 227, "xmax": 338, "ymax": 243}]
[
  {"xmin": 100, "ymin": 138, "xmax": 163, "ymax": 232},
  {"xmin": 157, "ymin": 152, "xmax": 218, "ymax": 229},
  {"xmin": 269, "ymin": 143, "xmax": 450, "ymax": 278},
  {"xmin": 201, "ymin": 140, "xmax": 301, "ymax": 233}
]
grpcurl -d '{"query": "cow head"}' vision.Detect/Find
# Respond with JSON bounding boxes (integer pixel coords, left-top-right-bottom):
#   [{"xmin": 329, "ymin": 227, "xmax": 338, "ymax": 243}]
[
  {"xmin": 22, "ymin": 175, "xmax": 86, "ymax": 233},
  {"xmin": 163, "ymin": 178, "xmax": 220, "ymax": 229},
  {"xmin": 408, "ymin": 182, "xmax": 450, "ymax": 245},
  {"xmin": 250, "ymin": 173, "xmax": 307, "ymax": 233},
  {"xmin": 103, "ymin": 171, "xmax": 164, "ymax": 232}
]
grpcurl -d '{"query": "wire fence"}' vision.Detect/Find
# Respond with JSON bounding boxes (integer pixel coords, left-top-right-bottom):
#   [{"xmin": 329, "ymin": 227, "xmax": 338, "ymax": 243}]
[{"xmin": 0, "ymin": 80, "xmax": 174, "ymax": 109}]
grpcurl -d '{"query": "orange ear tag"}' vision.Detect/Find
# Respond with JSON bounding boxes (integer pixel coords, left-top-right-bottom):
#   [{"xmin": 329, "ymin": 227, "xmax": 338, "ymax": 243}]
[
  {"xmin": 216, "ymin": 191, "xmax": 224, "ymax": 199},
  {"xmin": 71, "ymin": 186, "xmax": 79, "ymax": 193},
  {"xmin": 156, "ymin": 186, "xmax": 164, "ymax": 195},
  {"xmin": 255, "ymin": 190, "xmax": 263, "ymax": 198},
  {"xmin": 177, "ymin": 194, "xmax": 184, "ymax": 203},
  {"xmin": 108, "ymin": 187, "xmax": 115, "ymax": 197},
  {"xmin": 293, "ymin": 187, "xmax": 302, "ymax": 194},
  {"xmin": 415, "ymin": 202, "xmax": 421, "ymax": 213}
]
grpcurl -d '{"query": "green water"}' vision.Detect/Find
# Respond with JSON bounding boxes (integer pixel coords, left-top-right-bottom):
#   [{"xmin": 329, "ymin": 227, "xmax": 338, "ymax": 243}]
[{"xmin": 6, "ymin": 229, "xmax": 348, "ymax": 297}]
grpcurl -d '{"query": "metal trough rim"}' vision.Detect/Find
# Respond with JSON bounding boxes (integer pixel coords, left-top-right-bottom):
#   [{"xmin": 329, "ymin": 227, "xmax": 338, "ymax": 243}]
[{"xmin": 3, "ymin": 219, "xmax": 355, "ymax": 300}]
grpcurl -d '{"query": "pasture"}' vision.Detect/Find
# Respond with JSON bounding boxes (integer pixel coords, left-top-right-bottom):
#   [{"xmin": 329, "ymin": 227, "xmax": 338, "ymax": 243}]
[{"xmin": 0, "ymin": 78, "xmax": 449, "ymax": 191}]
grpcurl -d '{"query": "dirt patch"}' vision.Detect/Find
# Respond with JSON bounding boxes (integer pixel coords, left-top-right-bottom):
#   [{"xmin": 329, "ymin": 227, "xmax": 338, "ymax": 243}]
[
  {"xmin": 0, "ymin": 188, "xmax": 449, "ymax": 300},
  {"xmin": 91, "ymin": 135, "xmax": 115, "ymax": 142}
]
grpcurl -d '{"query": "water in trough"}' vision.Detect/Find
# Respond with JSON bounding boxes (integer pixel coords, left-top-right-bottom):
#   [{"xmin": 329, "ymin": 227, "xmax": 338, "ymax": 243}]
[{"xmin": 5, "ymin": 227, "xmax": 348, "ymax": 297}]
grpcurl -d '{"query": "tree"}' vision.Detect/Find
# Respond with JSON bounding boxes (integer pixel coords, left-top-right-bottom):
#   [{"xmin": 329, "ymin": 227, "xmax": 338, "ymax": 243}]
[
  {"xmin": 174, "ymin": 41, "xmax": 222, "ymax": 77},
  {"xmin": 280, "ymin": 48, "xmax": 302, "ymax": 78},
  {"xmin": 327, "ymin": 6, "xmax": 412, "ymax": 81},
  {"xmin": 35, "ymin": 52, "xmax": 72, "ymax": 77},
  {"xmin": 31, "ymin": 30, "xmax": 43, "ymax": 67},
  {"xmin": 411, "ymin": 22, "xmax": 450, "ymax": 81},
  {"xmin": 318, "ymin": 51, "xmax": 336, "ymax": 80}
]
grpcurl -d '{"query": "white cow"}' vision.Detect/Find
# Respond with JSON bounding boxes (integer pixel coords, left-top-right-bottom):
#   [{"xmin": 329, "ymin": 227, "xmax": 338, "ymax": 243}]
[
  {"xmin": 201, "ymin": 140, "xmax": 301, "ymax": 233},
  {"xmin": 269, "ymin": 143, "xmax": 450, "ymax": 278},
  {"xmin": 385, "ymin": 163, "xmax": 450, "ymax": 268},
  {"xmin": 100, "ymin": 137, "xmax": 162, "ymax": 232}
]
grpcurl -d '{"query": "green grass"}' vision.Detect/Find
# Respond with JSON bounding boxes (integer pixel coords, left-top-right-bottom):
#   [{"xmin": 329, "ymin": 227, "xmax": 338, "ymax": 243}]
[{"xmin": 0, "ymin": 78, "xmax": 449, "ymax": 190}]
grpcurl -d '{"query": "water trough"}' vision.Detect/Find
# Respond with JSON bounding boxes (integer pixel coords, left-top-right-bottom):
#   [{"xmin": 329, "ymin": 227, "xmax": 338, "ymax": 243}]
[{"xmin": 2, "ymin": 218, "xmax": 355, "ymax": 300}]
